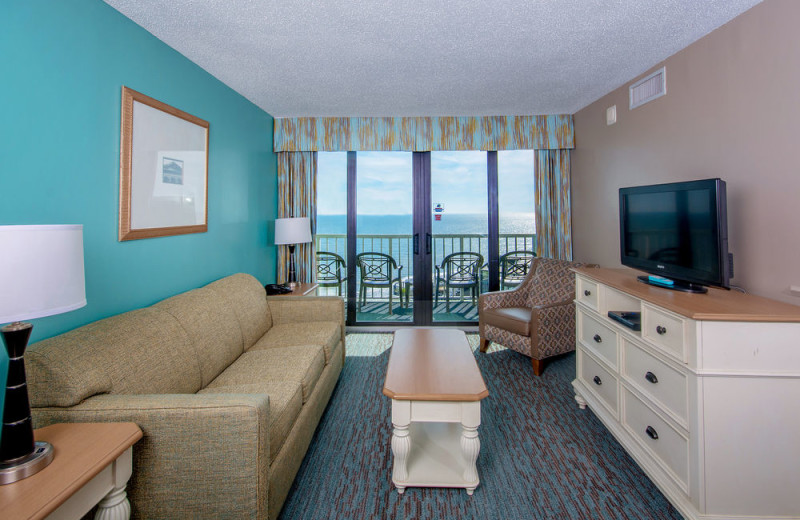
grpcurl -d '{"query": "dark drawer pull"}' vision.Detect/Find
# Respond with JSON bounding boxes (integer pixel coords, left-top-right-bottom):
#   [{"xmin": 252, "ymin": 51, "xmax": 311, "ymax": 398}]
[
  {"xmin": 593, "ymin": 334, "xmax": 602, "ymax": 343},
  {"xmin": 593, "ymin": 375, "xmax": 602, "ymax": 386},
  {"xmin": 645, "ymin": 425, "xmax": 659, "ymax": 440},
  {"xmin": 645, "ymin": 371, "xmax": 658, "ymax": 384},
  {"xmin": 656, "ymin": 325, "xmax": 667, "ymax": 335},
  {"xmin": 584, "ymin": 289, "xmax": 592, "ymax": 296}
]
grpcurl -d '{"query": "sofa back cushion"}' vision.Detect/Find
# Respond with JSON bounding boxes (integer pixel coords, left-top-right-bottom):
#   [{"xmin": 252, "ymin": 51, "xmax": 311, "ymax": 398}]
[
  {"xmin": 27, "ymin": 273, "xmax": 271, "ymax": 407},
  {"xmin": 205, "ymin": 273, "xmax": 272, "ymax": 350},
  {"xmin": 152, "ymin": 286, "xmax": 246, "ymax": 388},
  {"xmin": 27, "ymin": 308, "xmax": 202, "ymax": 407}
]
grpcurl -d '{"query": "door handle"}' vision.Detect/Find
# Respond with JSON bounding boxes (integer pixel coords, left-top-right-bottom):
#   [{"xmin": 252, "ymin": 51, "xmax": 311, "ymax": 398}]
[
  {"xmin": 413, "ymin": 233, "xmax": 419, "ymax": 255},
  {"xmin": 426, "ymin": 233, "xmax": 432, "ymax": 255}
]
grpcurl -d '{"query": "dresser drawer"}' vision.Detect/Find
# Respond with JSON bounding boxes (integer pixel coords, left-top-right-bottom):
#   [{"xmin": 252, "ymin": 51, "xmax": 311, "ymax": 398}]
[
  {"xmin": 578, "ymin": 349, "xmax": 618, "ymax": 416},
  {"xmin": 578, "ymin": 311, "xmax": 618, "ymax": 368},
  {"xmin": 642, "ymin": 304, "xmax": 688, "ymax": 362},
  {"xmin": 622, "ymin": 340, "xmax": 688, "ymax": 425},
  {"xmin": 576, "ymin": 277, "xmax": 600, "ymax": 312},
  {"xmin": 622, "ymin": 388, "xmax": 688, "ymax": 489}
]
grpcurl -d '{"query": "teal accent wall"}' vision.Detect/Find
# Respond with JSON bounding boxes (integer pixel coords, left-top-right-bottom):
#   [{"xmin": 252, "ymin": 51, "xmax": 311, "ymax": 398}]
[{"xmin": 0, "ymin": 1, "xmax": 278, "ymax": 342}]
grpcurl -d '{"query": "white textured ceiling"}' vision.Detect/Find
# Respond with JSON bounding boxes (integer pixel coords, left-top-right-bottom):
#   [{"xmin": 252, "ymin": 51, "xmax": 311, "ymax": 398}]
[{"xmin": 103, "ymin": 0, "xmax": 762, "ymax": 117}]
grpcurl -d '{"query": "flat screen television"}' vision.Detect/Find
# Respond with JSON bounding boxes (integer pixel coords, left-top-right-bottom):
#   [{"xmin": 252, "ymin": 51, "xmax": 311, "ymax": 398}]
[{"xmin": 619, "ymin": 178, "xmax": 730, "ymax": 293}]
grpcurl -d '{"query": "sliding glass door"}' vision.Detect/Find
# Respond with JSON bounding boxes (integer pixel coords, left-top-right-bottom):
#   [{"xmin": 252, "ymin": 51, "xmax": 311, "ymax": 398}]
[
  {"xmin": 316, "ymin": 150, "xmax": 535, "ymax": 326},
  {"xmin": 354, "ymin": 152, "xmax": 413, "ymax": 323},
  {"xmin": 430, "ymin": 151, "xmax": 488, "ymax": 322}
]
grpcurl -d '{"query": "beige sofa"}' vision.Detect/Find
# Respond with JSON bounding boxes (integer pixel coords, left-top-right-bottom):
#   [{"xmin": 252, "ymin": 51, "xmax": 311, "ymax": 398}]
[{"xmin": 26, "ymin": 273, "xmax": 344, "ymax": 520}]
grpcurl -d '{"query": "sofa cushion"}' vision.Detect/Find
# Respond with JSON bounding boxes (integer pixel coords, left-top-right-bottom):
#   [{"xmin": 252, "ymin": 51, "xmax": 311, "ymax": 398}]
[
  {"xmin": 198, "ymin": 381, "xmax": 303, "ymax": 463},
  {"xmin": 27, "ymin": 308, "xmax": 202, "ymax": 407},
  {"xmin": 481, "ymin": 307, "xmax": 532, "ymax": 337},
  {"xmin": 207, "ymin": 347, "xmax": 325, "ymax": 403},
  {"xmin": 205, "ymin": 273, "xmax": 272, "ymax": 350},
  {"xmin": 250, "ymin": 322, "xmax": 340, "ymax": 365},
  {"xmin": 153, "ymin": 287, "xmax": 244, "ymax": 387}
]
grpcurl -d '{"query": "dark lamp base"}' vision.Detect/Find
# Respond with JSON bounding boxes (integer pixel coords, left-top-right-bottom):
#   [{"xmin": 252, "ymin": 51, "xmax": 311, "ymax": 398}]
[
  {"xmin": 0, "ymin": 440, "xmax": 53, "ymax": 485},
  {"xmin": 1, "ymin": 321, "xmax": 53, "ymax": 484}
]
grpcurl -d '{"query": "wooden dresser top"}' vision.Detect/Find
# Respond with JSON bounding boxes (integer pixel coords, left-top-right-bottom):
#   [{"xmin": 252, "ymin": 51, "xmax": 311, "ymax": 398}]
[{"xmin": 574, "ymin": 267, "xmax": 800, "ymax": 322}]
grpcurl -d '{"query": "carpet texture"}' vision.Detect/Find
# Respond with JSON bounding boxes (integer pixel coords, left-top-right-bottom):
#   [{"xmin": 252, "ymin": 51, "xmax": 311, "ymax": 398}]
[{"xmin": 278, "ymin": 333, "xmax": 683, "ymax": 520}]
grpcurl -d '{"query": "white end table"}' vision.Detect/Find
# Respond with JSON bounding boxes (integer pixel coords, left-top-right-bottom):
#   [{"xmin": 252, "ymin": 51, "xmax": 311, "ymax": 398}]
[{"xmin": 0, "ymin": 422, "xmax": 143, "ymax": 520}]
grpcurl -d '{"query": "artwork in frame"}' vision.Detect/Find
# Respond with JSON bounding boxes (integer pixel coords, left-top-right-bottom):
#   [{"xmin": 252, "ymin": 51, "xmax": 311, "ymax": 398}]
[{"xmin": 119, "ymin": 86, "xmax": 209, "ymax": 241}]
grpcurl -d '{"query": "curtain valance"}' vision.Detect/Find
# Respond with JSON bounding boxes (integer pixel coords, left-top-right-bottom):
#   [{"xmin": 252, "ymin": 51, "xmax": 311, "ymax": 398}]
[{"xmin": 273, "ymin": 115, "xmax": 574, "ymax": 152}]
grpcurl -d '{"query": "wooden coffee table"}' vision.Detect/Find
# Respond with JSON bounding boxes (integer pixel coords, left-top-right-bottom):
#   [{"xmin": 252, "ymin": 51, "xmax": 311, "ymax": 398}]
[{"xmin": 383, "ymin": 329, "xmax": 489, "ymax": 495}]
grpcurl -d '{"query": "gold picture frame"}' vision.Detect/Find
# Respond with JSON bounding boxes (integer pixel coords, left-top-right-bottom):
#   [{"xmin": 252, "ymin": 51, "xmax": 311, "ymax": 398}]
[{"xmin": 119, "ymin": 86, "xmax": 209, "ymax": 241}]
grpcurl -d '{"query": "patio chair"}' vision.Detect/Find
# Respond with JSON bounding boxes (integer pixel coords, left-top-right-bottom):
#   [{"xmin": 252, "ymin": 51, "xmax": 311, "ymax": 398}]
[
  {"xmin": 500, "ymin": 250, "xmax": 536, "ymax": 290},
  {"xmin": 435, "ymin": 252, "xmax": 484, "ymax": 312},
  {"xmin": 479, "ymin": 257, "xmax": 596, "ymax": 375},
  {"xmin": 356, "ymin": 252, "xmax": 403, "ymax": 314},
  {"xmin": 315, "ymin": 251, "xmax": 346, "ymax": 296}
]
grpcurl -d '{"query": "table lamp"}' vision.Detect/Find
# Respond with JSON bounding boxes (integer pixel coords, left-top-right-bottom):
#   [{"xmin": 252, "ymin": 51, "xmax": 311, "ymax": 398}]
[
  {"xmin": 274, "ymin": 217, "xmax": 312, "ymax": 286},
  {"xmin": 0, "ymin": 225, "xmax": 86, "ymax": 484}
]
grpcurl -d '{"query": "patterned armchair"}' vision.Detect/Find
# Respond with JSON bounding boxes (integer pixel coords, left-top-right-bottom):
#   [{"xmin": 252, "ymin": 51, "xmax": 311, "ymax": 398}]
[{"xmin": 479, "ymin": 257, "xmax": 596, "ymax": 375}]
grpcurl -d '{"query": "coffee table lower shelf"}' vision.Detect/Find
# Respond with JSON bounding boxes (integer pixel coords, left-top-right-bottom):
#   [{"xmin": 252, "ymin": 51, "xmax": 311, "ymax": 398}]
[
  {"xmin": 383, "ymin": 329, "xmax": 489, "ymax": 496},
  {"xmin": 393, "ymin": 422, "xmax": 480, "ymax": 493},
  {"xmin": 392, "ymin": 403, "xmax": 480, "ymax": 495}
]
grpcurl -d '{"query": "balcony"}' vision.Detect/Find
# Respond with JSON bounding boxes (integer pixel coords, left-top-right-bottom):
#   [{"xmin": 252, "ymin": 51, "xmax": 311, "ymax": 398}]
[{"xmin": 315, "ymin": 233, "xmax": 536, "ymax": 322}]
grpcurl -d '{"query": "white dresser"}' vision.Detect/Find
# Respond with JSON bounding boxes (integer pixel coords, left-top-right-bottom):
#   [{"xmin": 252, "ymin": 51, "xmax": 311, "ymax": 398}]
[{"xmin": 572, "ymin": 268, "xmax": 800, "ymax": 520}]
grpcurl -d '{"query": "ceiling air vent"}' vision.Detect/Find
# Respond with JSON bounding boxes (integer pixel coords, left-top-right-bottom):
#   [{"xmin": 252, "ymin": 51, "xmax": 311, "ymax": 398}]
[{"xmin": 629, "ymin": 67, "xmax": 666, "ymax": 109}]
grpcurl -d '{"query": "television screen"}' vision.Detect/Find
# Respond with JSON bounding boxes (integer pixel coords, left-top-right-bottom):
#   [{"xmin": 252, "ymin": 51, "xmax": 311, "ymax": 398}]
[{"xmin": 619, "ymin": 178, "xmax": 729, "ymax": 292}]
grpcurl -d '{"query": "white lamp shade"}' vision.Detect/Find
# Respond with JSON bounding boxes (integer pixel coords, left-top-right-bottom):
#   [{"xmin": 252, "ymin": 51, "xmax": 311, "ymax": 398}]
[
  {"xmin": 0, "ymin": 225, "xmax": 87, "ymax": 323},
  {"xmin": 274, "ymin": 217, "xmax": 312, "ymax": 245}
]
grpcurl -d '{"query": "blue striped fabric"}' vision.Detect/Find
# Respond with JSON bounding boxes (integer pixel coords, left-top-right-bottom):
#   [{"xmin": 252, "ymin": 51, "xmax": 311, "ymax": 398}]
[{"xmin": 274, "ymin": 115, "xmax": 575, "ymax": 152}]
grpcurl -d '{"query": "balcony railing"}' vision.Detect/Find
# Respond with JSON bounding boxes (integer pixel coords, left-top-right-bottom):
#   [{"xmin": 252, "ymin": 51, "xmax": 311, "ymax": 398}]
[{"xmin": 316, "ymin": 232, "xmax": 536, "ymax": 286}]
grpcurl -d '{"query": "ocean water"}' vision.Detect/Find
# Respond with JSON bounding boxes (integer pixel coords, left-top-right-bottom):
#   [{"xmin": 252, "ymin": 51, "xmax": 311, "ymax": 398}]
[
  {"xmin": 317, "ymin": 212, "xmax": 535, "ymax": 235},
  {"xmin": 316, "ymin": 213, "xmax": 536, "ymax": 273}
]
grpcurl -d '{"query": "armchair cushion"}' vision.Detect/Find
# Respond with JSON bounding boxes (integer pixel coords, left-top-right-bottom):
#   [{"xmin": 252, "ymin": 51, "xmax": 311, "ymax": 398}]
[{"xmin": 481, "ymin": 307, "xmax": 531, "ymax": 336}]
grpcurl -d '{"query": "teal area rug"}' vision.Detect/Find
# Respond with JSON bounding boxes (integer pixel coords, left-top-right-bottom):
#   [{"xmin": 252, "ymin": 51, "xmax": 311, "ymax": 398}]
[{"xmin": 278, "ymin": 333, "xmax": 682, "ymax": 520}]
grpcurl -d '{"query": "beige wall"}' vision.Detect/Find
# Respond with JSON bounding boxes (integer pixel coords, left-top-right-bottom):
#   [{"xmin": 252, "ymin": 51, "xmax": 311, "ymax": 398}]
[{"xmin": 571, "ymin": 0, "xmax": 800, "ymax": 304}]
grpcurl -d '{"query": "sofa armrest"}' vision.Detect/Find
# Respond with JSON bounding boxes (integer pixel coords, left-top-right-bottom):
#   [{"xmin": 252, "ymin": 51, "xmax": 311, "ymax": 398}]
[
  {"xmin": 268, "ymin": 296, "xmax": 346, "ymax": 353},
  {"xmin": 33, "ymin": 393, "xmax": 270, "ymax": 520},
  {"xmin": 268, "ymin": 296, "xmax": 344, "ymax": 325}
]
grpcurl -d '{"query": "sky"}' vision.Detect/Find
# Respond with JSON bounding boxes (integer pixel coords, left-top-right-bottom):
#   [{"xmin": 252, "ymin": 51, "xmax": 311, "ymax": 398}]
[{"xmin": 317, "ymin": 150, "xmax": 535, "ymax": 215}]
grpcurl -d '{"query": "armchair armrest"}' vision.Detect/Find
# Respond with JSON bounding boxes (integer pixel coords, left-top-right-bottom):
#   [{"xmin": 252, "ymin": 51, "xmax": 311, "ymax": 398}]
[
  {"xmin": 478, "ymin": 287, "xmax": 526, "ymax": 310},
  {"xmin": 33, "ymin": 392, "xmax": 270, "ymax": 519}
]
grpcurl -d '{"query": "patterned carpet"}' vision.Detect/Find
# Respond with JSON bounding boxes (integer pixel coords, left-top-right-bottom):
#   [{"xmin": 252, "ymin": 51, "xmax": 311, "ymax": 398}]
[{"xmin": 278, "ymin": 333, "xmax": 683, "ymax": 520}]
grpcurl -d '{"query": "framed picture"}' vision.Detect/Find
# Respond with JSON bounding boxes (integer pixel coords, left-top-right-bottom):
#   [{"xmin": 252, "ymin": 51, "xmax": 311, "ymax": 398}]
[{"xmin": 119, "ymin": 86, "xmax": 209, "ymax": 241}]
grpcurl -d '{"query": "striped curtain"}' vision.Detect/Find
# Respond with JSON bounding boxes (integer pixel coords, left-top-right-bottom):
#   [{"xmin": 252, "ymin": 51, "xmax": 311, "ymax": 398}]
[
  {"xmin": 274, "ymin": 115, "xmax": 575, "ymax": 268},
  {"xmin": 534, "ymin": 149, "xmax": 572, "ymax": 260},
  {"xmin": 277, "ymin": 151, "xmax": 317, "ymax": 283},
  {"xmin": 274, "ymin": 115, "xmax": 574, "ymax": 152}
]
